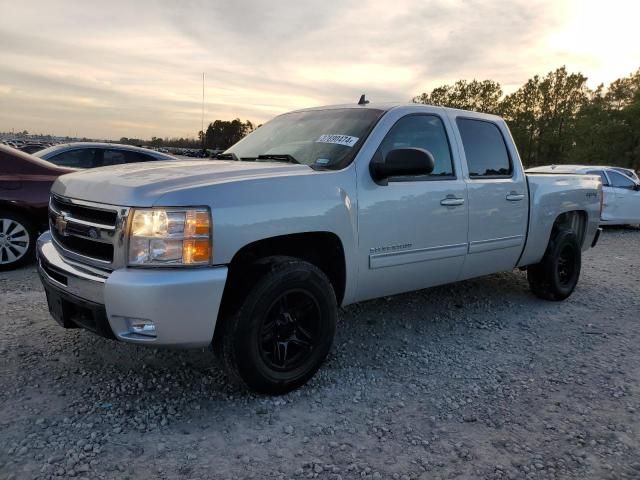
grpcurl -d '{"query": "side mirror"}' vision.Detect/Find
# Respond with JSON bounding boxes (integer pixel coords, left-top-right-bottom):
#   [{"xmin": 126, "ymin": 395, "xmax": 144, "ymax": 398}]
[{"xmin": 370, "ymin": 148, "xmax": 435, "ymax": 185}]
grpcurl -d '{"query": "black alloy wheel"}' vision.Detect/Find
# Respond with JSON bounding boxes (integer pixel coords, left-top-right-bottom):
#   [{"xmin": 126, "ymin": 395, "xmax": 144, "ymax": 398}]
[
  {"xmin": 218, "ymin": 257, "xmax": 337, "ymax": 394},
  {"xmin": 528, "ymin": 230, "xmax": 581, "ymax": 301},
  {"xmin": 258, "ymin": 289, "xmax": 321, "ymax": 371}
]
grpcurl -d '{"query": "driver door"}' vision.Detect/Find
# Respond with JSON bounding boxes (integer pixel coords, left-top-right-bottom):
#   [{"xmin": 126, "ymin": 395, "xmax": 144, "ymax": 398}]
[{"xmin": 355, "ymin": 111, "xmax": 468, "ymax": 302}]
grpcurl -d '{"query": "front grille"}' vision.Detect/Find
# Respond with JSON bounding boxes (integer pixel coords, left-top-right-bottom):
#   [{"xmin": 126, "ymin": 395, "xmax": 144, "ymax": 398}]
[
  {"xmin": 50, "ymin": 195, "xmax": 117, "ymax": 226},
  {"xmin": 49, "ymin": 194, "xmax": 126, "ymax": 268},
  {"xmin": 51, "ymin": 233, "xmax": 114, "ymax": 262}
]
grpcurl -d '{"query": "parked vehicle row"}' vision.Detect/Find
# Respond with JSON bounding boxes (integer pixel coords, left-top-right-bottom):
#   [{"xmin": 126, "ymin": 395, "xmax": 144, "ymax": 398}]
[
  {"xmin": 0, "ymin": 146, "xmax": 75, "ymax": 270},
  {"xmin": 0, "ymin": 143, "xmax": 177, "ymax": 269},
  {"xmin": 35, "ymin": 102, "xmax": 603, "ymax": 393},
  {"xmin": 1, "ymin": 139, "xmax": 53, "ymax": 153}
]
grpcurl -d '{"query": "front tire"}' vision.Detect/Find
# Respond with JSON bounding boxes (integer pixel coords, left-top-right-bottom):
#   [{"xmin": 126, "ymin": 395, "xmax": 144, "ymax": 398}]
[
  {"xmin": 219, "ymin": 257, "xmax": 337, "ymax": 395},
  {"xmin": 0, "ymin": 212, "xmax": 36, "ymax": 271},
  {"xmin": 527, "ymin": 230, "xmax": 581, "ymax": 301}
]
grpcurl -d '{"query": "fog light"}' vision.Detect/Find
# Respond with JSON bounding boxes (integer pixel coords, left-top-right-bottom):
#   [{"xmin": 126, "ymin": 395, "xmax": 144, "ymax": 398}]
[{"xmin": 128, "ymin": 319, "xmax": 156, "ymax": 337}]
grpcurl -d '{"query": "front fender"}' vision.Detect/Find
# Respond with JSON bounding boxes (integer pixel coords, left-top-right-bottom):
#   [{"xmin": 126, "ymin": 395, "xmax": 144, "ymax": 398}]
[{"xmin": 153, "ymin": 168, "xmax": 359, "ymax": 303}]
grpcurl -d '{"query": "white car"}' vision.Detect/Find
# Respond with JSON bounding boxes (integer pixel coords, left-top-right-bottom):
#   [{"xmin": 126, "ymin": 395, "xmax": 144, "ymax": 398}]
[
  {"xmin": 528, "ymin": 165, "xmax": 640, "ymax": 226},
  {"xmin": 610, "ymin": 167, "xmax": 639, "ymax": 183}
]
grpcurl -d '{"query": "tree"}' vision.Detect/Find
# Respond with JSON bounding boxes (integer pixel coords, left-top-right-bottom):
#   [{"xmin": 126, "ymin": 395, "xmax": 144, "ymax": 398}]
[
  {"xmin": 203, "ymin": 118, "xmax": 254, "ymax": 150},
  {"xmin": 501, "ymin": 67, "xmax": 590, "ymax": 166},
  {"xmin": 413, "ymin": 79, "xmax": 503, "ymax": 114},
  {"xmin": 569, "ymin": 69, "xmax": 640, "ymax": 169}
]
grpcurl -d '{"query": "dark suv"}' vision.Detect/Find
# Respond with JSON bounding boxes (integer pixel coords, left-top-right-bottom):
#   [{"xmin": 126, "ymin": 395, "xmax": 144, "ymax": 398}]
[{"xmin": 0, "ymin": 145, "xmax": 74, "ymax": 270}]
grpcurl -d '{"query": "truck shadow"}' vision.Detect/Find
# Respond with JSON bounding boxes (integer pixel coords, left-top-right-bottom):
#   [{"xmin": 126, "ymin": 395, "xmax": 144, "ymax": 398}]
[{"xmin": 65, "ymin": 269, "xmax": 546, "ymax": 408}]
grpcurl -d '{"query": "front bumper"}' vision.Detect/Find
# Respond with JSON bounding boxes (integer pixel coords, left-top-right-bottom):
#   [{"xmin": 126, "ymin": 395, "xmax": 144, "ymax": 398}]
[{"xmin": 36, "ymin": 232, "xmax": 228, "ymax": 348}]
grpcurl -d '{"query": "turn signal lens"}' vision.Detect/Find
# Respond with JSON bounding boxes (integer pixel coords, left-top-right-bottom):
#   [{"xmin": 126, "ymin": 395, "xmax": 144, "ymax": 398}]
[
  {"xmin": 185, "ymin": 210, "xmax": 210, "ymax": 236},
  {"xmin": 183, "ymin": 239, "xmax": 211, "ymax": 264}
]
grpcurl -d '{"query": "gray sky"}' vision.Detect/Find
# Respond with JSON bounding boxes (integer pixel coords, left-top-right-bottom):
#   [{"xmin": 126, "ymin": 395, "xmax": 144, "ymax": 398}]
[{"xmin": 0, "ymin": 0, "xmax": 638, "ymax": 139}]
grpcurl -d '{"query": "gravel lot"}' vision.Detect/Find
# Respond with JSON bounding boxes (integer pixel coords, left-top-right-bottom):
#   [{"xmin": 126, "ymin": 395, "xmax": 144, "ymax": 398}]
[{"xmin": 1, "ymin": 228, "xmax": 639, "ymax": 480}]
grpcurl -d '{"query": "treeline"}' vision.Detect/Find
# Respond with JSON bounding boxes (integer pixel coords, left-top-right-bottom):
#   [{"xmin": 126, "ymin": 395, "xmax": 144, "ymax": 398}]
[
  {"xmin": 199, "ymin": 119, "xmax": 255, "ymax": 150},
  {"xmin": 119, "ymin": 118, "xmax": 255, "ymax": 150},
  {"xmin": 119, "ymin": 136, "xmax": 200, "ymax": 149},
  {"xmin": 413, "ymin": 66, "xmax": 640, "ymax": 169}
]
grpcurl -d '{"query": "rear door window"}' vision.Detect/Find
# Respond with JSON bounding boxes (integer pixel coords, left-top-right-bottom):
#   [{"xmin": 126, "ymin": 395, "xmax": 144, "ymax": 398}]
[
  {"xmin": 123, "ymin": 151, "xmax": 154, "ymax": 163},
  {"xmin": 48, "ymin": 149, "xmax": 98, "ymax": 168},
  {"xmin": 102, "ymin": 150, "xmax": 127, "ymax": 166},
  {"xmin": 456, "ymin": 118, "xmax": 512, "ymax": 178}
]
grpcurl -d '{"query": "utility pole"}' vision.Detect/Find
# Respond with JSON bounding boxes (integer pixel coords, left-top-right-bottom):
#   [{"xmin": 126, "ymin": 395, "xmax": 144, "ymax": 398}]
[{"xmin": 201, "ymin": 72, "xmax": 205, "ymax": 151}]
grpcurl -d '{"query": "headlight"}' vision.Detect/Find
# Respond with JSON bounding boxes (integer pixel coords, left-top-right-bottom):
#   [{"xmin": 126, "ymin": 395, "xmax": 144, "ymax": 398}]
[{"xmin": 128, "ymin": 208, "xmax": 212, "ymax": 266}]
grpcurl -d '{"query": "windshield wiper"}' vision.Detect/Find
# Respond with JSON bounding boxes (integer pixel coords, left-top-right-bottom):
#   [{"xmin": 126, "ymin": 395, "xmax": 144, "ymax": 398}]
[
  {"xmin": 256, "ymin": 154, "xmax": 300, "ymax": 164},
  {"xmin": 215, "ymin": 152, "xmax": 238, "ymax": 160},
  {"xmin": 215, "ymin": 152, "xmax": 259, "ymax": 162},
  {"xmin": 215, "ymin": 152, "xmax": 240, "ymax": 160}
]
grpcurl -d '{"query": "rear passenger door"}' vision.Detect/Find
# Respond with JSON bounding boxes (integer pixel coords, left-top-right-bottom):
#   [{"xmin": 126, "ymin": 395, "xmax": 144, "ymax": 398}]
[{"xmin": 450, "ymin": 116, "xmax": 528, "ymax": 279}]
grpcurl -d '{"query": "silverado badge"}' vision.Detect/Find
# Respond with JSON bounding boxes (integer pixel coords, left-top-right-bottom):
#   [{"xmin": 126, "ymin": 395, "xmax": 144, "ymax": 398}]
[{"xmin": 54, "ymin": 213, "xmax": 69, "ymax": 237}]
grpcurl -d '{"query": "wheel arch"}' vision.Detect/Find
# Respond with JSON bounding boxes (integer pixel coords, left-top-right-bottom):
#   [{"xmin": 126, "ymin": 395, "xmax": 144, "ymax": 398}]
[
  {"xmin": 550, "ymin": 210, "xmax": 587, "ymax": 246},
  {"xmin": 519, "ymin": 208, "xmax": 590, "ymax": 268},
  {"xmin": 217, "ymin": 231, "xmax": 347, "ymax": 318}
]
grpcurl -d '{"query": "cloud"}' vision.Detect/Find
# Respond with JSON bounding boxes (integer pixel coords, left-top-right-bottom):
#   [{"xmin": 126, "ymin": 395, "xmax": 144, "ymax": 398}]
[{"xmin": 0, "ymin": 0, "xmax": 638, "ymax": 139}]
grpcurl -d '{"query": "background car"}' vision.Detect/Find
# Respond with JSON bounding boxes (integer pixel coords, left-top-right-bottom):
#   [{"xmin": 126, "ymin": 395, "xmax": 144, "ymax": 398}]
[
  {"xmin": 18, "ymin": 143, "xmax": 46, "ymax": 154},
  {"xmin": 34, "ymin": 142, "xmax": 176, "ymax": 168},
  {"xmin": 610, "ymin": 166, "xmax": 639, "ymax": 183},
  {"xmin": 0, "ymin": 145, "xmax": 75, "ymax": 270},
  {"xmin": 527, "ymin": 165, "xmax": 640, "ymax": 226}
]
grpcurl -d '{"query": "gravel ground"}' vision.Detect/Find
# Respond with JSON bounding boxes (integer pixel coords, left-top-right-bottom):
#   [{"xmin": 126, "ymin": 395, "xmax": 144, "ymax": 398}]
[{"xmin": 1, "ymin": 228, "xmax": 639, "ymax": 480}]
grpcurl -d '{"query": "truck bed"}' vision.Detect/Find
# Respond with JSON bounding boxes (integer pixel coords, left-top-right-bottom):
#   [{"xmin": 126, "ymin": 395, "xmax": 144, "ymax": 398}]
[{"xmin": 518, "ymin": 173, "xmax": 602, "ymax": 267}]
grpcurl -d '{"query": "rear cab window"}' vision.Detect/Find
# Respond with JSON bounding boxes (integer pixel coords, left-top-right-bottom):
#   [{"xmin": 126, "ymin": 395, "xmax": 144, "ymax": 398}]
[{"xmin": 456, "ymin": 118, "xmax": 512, "ymax": 178}]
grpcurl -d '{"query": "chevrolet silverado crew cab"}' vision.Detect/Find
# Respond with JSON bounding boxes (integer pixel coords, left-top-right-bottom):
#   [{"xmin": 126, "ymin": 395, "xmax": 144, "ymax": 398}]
[{"xmin": 37, "ymin": 103, "xmax": 603, "ymax": 394}]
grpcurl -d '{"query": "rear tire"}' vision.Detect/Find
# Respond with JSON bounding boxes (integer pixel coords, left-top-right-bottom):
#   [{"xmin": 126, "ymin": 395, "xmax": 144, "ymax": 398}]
[
  {"xmin": 0, "ymin": 212, "xmax": 36, "ymax": 271},
  {"xmin": 527, "ymin": 230, "xmax": 581, "ymax": 301},
  {"xmin": 218, "ymin": 257, "xmax": 337, "ymax": 395}
]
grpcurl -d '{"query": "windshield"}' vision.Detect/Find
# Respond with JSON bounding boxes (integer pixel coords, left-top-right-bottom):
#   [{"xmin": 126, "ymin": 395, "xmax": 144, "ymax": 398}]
[{"xmin": 225, "ymin": 108, "xmax": 384, "ymax": 169}]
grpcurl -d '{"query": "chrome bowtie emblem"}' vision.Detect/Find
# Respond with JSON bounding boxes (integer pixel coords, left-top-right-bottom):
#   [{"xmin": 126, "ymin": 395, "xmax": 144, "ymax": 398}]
[{"xmin": 54, "ymin": 213, "xmax": 69, "ymax": 236}]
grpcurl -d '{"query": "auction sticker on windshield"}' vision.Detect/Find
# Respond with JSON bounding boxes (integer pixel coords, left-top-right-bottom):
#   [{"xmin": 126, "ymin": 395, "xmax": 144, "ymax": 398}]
[{"xmin": 316, "ymin": 134, "xmax": 359, "ymax": 147}]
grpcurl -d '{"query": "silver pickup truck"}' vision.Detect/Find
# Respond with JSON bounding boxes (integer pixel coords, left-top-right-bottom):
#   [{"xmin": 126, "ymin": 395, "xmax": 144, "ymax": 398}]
[{"xmin": 37, "ymin": 103, "xmax": 602, "ymax": 394}]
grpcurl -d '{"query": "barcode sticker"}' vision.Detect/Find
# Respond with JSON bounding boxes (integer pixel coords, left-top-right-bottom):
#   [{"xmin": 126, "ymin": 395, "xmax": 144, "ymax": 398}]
[{"xmin": 316, "ymin": 134, "xmax": 359, "ymax": 147}]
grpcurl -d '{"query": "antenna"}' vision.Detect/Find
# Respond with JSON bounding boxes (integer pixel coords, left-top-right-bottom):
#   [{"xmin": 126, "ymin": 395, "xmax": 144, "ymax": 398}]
[
  {"xmin": 358, "ymin": 94, "xmax": 369, "ymax": 105},
  {"xmin": 201, "ymin": 73, "xmax": 205, "ymax": 142}
]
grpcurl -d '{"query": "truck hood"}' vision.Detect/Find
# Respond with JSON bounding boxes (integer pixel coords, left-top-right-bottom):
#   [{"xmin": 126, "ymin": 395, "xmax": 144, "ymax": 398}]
[{"xmin": 52, "ymin": 160, "xmax": 312, "ymax": 206}]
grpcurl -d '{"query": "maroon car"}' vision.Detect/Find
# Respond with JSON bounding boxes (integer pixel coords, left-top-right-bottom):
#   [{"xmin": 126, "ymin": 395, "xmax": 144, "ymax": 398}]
[{"xmin": 0, "ymin": 145, "xmax": 74, "ymax": 270}]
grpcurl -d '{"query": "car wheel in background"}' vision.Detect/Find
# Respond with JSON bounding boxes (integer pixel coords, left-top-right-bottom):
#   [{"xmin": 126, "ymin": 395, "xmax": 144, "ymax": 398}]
[
  {"xmin": 218, "ymin": 257, "xmax": 337, "ymax": 395},
  {"xmin": 527, "ymin": 230, "xmax": 581, "ymax": 301},
  {"xmin": 0, "ymin": 212, "xmax": 36, "ymax": 271}
]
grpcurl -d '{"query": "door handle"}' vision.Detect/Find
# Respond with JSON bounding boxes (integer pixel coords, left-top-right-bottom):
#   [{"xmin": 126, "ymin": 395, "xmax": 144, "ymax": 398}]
[
  {"xmin": 506, "ymin": 193, "xmax": 525, "ymax": 202},
  {"xmin": 440, "ymin": 197, "xmax": 465, "ymax": 206}
]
